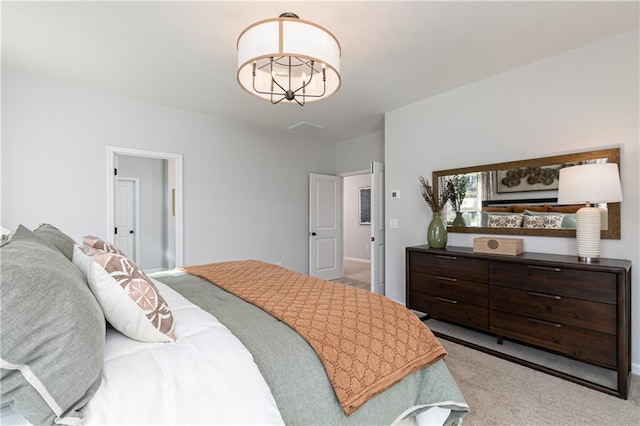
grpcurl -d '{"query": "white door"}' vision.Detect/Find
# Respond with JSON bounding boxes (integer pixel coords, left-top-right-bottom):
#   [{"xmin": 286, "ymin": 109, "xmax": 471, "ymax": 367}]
[
  {"xmin": 370, "ymin": 162, "xmax": 385, "ymax": 295},
  {"xmin": 115, "ymin": 178, "xmax": 139, "ymax": 262},
  {"xmin": 309, "ymin": 173, "xmax": 343, "ymax": 280}
]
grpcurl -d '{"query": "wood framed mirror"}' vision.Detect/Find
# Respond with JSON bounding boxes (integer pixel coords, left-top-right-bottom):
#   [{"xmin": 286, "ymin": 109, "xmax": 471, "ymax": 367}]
[{"xmin": 432, "ymin": 148, "xmax": 621, "ymax": 239}]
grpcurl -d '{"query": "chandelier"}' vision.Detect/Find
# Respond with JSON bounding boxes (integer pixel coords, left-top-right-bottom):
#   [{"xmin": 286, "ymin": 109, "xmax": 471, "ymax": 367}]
[{"xmin": 237, "ymin": 13, "xmax": 341, "ymax": 106}]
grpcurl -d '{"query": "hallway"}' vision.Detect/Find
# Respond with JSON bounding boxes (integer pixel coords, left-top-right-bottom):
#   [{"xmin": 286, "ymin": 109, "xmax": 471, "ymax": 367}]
[{"xmin": 333, "ymin": 259, "xmax": 370, "ymax": 291}]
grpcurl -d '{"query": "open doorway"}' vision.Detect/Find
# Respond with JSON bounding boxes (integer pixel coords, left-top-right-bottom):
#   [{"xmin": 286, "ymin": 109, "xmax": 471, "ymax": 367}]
[
  {"xmin": 107, "ymin": 146, "xmax": 183, "ymax": 271},
  {"xmin": 116, "ymin": 156, "xmax": 169, "ymax": 272},
  {"xmin": 309, "ymin": 162, "xmax": 384, "ymax": 294},
  {"xmin": 341, "ymin": 172, "xmax": 371, "ymax": 290}
]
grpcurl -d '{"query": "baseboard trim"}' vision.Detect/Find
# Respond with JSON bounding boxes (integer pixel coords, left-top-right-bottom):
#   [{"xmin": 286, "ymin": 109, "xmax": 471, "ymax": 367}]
[{"xmin": 344, "ymin": 257, "xmax": 370, "ymax": 264}]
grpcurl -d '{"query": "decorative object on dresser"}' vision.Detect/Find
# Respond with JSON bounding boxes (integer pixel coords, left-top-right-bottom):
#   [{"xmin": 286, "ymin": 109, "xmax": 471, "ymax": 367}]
[
  {"xmin": 419, "ymin": 175, "xmax": 452, "ymax": 248},
  {"xmin": 557, "ymin": 163, "xmax": 623, "ymax": 263},
  {"xmin": 426, "ymin": 212, "xmax": 448, "ymax": 249},
  {"xmin": 473, "ymin": 237, "xmax": 523, "ymax": 256},
  {"xmin": 406, "ymin": 245, "xmax": 631, "ymax": 399}
]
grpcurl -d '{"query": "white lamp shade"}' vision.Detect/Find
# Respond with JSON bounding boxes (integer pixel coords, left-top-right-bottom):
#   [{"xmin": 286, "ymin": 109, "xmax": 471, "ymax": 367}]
[
  {"xmin": 557, "ymin": 163, "xmax": 623, "ymax": 205},
  {"xmin": 557, "ymin": 162, "xmax": 622, "ymax": 262},
  {"xmin": 237, "ymin": 16, "xmax": 341, "ymax": 103}
]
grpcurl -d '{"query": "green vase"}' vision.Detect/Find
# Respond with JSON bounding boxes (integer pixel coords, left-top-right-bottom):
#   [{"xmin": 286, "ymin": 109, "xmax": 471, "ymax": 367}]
[
  {"xmin": 427, "ymin": 212, "xmax": 448, "ymax": 249},
  {"xmin": 452, "ymin": 211, "xmax": 466, "ymax": 227}
]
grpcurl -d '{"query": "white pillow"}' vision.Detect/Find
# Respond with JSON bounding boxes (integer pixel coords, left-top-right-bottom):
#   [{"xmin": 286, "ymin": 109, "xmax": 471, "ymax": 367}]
[
  {"xmin": 73, "ymin": 245, "xmax": 176, "ymax": 343},
  {"xmin": 522, "ymin": 214, "xmax": 564, "ymax": 229},
  {"xmin": 487, "ymin": 214, "xmax": 523, "ymax": 228}
]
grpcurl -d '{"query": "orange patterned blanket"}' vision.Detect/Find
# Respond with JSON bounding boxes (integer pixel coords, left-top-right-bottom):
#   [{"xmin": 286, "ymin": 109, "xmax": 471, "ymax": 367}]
[{"xmin": 182, "ymin": 260, "xmax": 446, "ymax": 415}]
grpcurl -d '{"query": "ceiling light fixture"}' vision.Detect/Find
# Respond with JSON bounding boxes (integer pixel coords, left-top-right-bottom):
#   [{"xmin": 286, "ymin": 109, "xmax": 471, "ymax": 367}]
[{"xmin": 237, "ymin": 12, "xmax": 341, "ymax": 106}]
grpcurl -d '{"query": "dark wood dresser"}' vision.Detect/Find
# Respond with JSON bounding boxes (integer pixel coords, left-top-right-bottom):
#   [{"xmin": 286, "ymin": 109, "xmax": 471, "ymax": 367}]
[{"xmin": 406, "ymin": 245, "xmax": 632, "ymax": 398}]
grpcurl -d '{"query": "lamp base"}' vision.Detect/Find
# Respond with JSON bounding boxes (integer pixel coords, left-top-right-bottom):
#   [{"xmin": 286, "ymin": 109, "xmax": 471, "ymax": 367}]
[{"xmin": 575, "ymin": 206, "xmax": 602, "ymax": 261}]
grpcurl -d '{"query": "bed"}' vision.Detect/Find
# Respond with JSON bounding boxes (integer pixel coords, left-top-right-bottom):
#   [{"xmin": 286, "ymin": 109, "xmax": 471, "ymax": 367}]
[{"xmin": 0, "ymin": 224, "xmax": 469, "ymax": 425}]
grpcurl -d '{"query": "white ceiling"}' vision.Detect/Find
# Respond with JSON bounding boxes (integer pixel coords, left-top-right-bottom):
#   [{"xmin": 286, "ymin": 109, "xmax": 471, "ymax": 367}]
[{"xmin": 3, "ymin": 1, "xmax": 638, "ymax": 143}]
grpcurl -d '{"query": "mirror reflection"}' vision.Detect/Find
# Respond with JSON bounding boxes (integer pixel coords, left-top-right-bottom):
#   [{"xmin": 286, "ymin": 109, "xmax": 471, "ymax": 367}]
[{"xmin": 432, "ymin": 148, "xmax": 621, "ymax": 239}]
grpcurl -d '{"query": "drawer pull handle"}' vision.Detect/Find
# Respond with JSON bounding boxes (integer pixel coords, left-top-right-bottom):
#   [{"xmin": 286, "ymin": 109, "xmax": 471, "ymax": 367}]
[
  {"xmin": 434, "ymin": 276, "xmax": 457, "ymax": 282},
  {"xmin": 527, "ymin": 318, "xmax": 562, "ymax": 328},
  {"xmin": 527, "ymin": 265, "xmax": 562, "ymax": 272},
  {"xmin": 435, "ymin": 255, "xmax": 457, "ymax": 260},
  {"xmin": 526, "ymin": 291, "xmax": 562, "ymax": 300},
  {"xmin": 435, "ymin": 297, "xmax": 459, "ymax": 304}
]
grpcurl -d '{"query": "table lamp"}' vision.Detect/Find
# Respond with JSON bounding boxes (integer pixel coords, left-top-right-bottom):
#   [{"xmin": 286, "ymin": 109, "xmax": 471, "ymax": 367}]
[{"xmin": 557, "ymin": 162, "xmax": 623, "ymax": 262}]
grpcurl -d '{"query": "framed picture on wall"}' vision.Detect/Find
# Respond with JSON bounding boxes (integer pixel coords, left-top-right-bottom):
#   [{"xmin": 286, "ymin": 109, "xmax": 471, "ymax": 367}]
[
  {"xmin": 496, "ymin": 165, "xmax": 563, "ymax": 193},
  {"xmin": 359, "ymin": 187, "xmax": 371, "ymax": 224}
]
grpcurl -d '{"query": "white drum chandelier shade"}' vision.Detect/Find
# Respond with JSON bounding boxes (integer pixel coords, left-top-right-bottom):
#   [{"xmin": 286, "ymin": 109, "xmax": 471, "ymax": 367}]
[{"xmin": 237, "ymin": 13, "xmax": 341, "ymax": 106}]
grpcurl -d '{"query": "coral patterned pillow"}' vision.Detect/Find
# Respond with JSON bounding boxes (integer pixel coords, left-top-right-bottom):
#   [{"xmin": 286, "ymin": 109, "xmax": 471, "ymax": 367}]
[
  {"xmin": 487, "ymin": 214, "xmax": 523, "ymax": 228},
  {"xmin": 84, "ymin": 235, "xmax": 126, "ymax": 256},
  {"xmin": 73, "ymin": 245, "xmax": 176, "ymax": 343}
]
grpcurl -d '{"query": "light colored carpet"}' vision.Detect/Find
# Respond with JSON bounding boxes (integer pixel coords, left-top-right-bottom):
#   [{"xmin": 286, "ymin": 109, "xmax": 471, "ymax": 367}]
[
  {"xmin": 333, "ymin": 259, "xmax": 370, "ymax": 290},
  {"xmin": 440, "ymin": 339, "xmax": 640, "ymax": 425}
]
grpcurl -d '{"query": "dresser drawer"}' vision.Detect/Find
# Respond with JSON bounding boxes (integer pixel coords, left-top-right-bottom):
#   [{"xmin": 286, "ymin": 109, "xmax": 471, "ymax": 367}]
[
  {"xmin": 489, "ymin": 262, "xmax": 616, "ymax": 304},
  {"xmin": 409, "ymin": 252, "xmax": 488, "ymax": 281},
  {"xmin": 490, "ymin": 310, "xmax": 616, "ymax": 368},
  {"xmin": 411, "ymin": 292, "xmax": 488, "ymax": 331},
  {"xmin": 490, "ymin": 286, "xmax": 615, "ymax": 334},
  {"xmin": 410, "ymin": 271, "xmax": 487, "ymax": 307}
]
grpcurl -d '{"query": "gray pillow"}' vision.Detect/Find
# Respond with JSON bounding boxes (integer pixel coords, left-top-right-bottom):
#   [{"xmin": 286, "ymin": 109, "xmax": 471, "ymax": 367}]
[
  {"xmin": 33, "ymin": 223, "xmax": 76, "ymax": 261},
  {"xmin": 0, "ymin": 225, "xmax": 105, "ymax": 425}
]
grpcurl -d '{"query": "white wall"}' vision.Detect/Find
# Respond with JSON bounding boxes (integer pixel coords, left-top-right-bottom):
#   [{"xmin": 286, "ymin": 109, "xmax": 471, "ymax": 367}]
[
  {"xmin": 1, "ymin": 72, "xmax": 336, "ymax": 273},
  {"xmin": 385, "ymin": 31, "xmax": 639, "ymax": 372},
  {"xmin": 117, "ymin": 155, "xmax": 168, "ymax": 270},
  {"xmin": 335, "ymin": 131, "xmax": 384, "ymax": 174},
  {"xmin": 343, "ymin": 174, "xmax": 371, "ymax": 261}
]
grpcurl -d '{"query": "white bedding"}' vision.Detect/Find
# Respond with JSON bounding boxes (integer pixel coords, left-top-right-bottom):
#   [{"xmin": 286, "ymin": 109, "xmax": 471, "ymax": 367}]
[{"xmin": 82, "ymin": 279, "xmax": 284, "ymax": 425}]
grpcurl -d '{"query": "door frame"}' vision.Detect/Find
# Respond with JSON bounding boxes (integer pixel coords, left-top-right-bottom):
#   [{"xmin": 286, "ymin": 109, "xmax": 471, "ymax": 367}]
[
  {"xmin": 106, "ymin": 146, "xmax": 184, "ymax": 267},
  {"xmin": 115, "ymin": 176, "xmax": 141, "ymax": 264}
]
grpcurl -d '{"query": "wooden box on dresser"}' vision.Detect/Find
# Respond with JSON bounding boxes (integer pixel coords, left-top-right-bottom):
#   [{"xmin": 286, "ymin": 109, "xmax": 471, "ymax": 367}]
[{"xmin": 406, "ymin": 245, "xmax": 632, "ymax": 399}]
